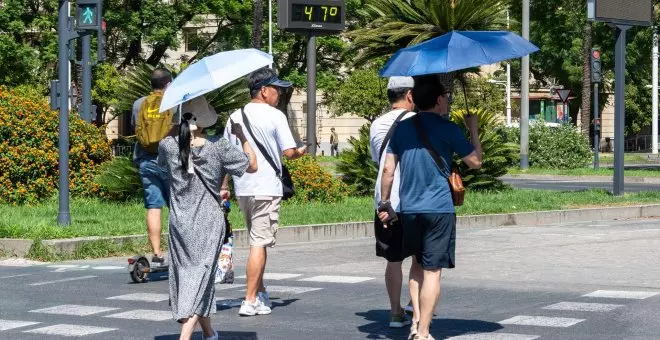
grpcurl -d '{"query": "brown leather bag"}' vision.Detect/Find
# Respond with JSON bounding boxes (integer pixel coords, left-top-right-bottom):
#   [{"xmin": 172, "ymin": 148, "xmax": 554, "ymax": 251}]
[{"xmin": 412, "ymin": 115, "xmax": 465, "ymax": 206}]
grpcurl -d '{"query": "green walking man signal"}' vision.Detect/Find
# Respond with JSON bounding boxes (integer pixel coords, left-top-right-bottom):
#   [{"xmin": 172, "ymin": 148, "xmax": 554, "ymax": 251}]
[{"xmin": 76, "ymin": 0, "xmax": 101, "ymax": 31}]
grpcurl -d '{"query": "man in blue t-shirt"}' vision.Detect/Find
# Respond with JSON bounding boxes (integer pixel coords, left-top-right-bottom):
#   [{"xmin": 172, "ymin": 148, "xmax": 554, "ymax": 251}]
[{"xmin": 378, "ymin": 74, "xmax": 483, "ymax": 340}]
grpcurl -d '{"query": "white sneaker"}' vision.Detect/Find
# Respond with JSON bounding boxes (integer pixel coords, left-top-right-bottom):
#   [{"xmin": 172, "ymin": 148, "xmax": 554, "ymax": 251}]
[
  {"xmin": 204, "ymin": 330, "xmax": 218, "ymax": 340},
  {"xmin": 238, "ymin": 299, "xmax": 272, "ymax": 316},
  {"xmin": 258, "ymin": 290, "xmax": 272, "ymax": 308}
]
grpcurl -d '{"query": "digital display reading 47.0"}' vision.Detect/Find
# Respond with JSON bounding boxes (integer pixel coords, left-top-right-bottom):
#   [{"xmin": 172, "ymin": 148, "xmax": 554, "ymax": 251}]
[{"xmin": 291, "ymin": 4, "xmax": 341, "ymax": 23}]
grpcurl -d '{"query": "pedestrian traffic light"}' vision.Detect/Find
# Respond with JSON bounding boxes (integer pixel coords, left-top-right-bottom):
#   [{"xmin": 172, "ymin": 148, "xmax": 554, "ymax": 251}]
[
  {"xmin": 591, "ymin": 48, "xmax": 602, "ymax": 83},
  {"xmin": 76, "ymin": 0, "xmax": 102, "ymax": 31}
]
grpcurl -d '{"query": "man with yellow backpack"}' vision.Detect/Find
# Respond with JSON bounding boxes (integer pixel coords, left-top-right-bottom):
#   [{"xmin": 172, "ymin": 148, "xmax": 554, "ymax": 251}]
[{"xmin": 132, "ymin": 69, "xmax": 174, "ymax": 265}]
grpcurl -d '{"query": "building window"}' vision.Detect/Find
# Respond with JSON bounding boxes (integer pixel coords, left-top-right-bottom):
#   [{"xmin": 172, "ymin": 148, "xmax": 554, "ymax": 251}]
[{"xmin": 183, "ymin": 28, "xmax": 211, "ymax": 52}]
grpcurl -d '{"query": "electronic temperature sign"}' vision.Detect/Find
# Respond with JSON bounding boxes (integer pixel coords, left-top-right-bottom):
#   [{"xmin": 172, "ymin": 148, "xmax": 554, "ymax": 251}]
[{"xmin": 278, "ymin": 0, "xmax": 345, "ymax": 34}]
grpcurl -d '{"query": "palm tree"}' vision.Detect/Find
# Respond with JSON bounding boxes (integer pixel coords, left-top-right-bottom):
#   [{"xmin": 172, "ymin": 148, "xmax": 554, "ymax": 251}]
[
  {"xmin": 350, "ymin": 0, "xmax": 507, "ymax": 90},
  {"xmin": 252, "ymin": 0, "xmax": 264, "ymax": 49},
  {"xmin": 580, "ymin": 22, "xmax": 593, "ymax": 137}
]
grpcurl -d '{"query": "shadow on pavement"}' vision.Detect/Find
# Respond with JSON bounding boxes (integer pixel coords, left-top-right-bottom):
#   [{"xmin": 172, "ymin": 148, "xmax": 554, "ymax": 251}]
[
  {"xmin": 155, "ymin": 331, "xmax": 258, "ymax": 339},
  {"xmin": 356, "ymin": 310, "xmax": 503, "ymax": 339}
]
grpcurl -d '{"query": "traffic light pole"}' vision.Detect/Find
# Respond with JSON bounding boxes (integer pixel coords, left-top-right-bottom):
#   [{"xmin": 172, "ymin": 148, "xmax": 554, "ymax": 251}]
[
  {"xmin": 81, "ymin": 33, "xmax": 92, "ymax": 123},
  {"xmin": 306, "ymin": 32, "xmax": 317, "ymax": 158},
  {"xmin": 594, "ymin": 83, "xmax": 600, "ymax": 170},
  {"xmin": 613, "ymin": 25, "xmax": 630, "ymax": 196},
  {"xmin": 57, "ymin": 0, "xmax": 71, "ymax": 226}
]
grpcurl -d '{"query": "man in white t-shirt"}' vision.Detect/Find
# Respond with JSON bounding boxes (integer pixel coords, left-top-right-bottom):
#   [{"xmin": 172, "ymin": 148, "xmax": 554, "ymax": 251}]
[
  {"xmin": 369, "ymin": 76, "xmax": 423, "ymax": 330},
  {"xmin": 223, "ymin": 67, "xmax": 307, "ymax": 317}
]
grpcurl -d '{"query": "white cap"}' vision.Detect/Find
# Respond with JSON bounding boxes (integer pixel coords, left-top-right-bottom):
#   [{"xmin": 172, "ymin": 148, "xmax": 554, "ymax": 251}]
[
  {"xmin": 387, "ymin": 76, "xmax": 414, "ymax": 89},
  {"xmin": 181, "ymin": 95, "xmax": 218, "ymax": 128}
]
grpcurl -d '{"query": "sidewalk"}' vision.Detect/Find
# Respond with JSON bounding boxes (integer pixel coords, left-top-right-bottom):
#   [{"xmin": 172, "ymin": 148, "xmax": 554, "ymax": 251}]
[{"xmin": 501, "ymin": 174, "xmax": 660, "ymax": 184}]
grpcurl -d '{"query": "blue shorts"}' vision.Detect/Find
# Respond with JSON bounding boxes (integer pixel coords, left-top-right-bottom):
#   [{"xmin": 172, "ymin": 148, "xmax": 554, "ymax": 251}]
[{"xmin": 138, "ymin": 159, "xmax": 170, "ymax": 209}]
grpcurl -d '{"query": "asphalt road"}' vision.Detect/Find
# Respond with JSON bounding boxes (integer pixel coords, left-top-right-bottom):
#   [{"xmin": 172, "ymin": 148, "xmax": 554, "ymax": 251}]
[
  {"xmin": 2, "ymin": 218, "xmax": 660, "ymax": 339},
  {"xmin": 502, "ymin": 177, "xmax": 660, "ymax": 193}
]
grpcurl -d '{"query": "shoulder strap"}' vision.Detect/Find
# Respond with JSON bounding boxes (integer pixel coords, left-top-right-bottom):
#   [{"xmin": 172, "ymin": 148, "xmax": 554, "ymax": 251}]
[
  {"xmin": 241, "ymin": 106, "xmax": 282, "ymax": 178},
  {"xmin": 412, "ymin": 115, "xmax": 450, "ymax": 178},
  {"xmin": 379, "ymin": 110, "xmax": 409, "ymax": 164},
  {"xmin": 193, "ymin": 167, "xmax": 222, "ymax": 207}
]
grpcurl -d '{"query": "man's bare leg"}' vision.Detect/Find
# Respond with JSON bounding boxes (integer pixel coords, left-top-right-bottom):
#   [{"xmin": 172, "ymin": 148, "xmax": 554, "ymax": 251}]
[
  {"xmin": 146, "ymin": 208, "xmax": 162, "ymax": 256},
  {"xmin": 417, "ymin": 269, "xmax": 442, "ymax": 338},
  {"xmin": 385, "ymin": 261, "xmax": 404, "ymax": 316},
  {"xmin": 409, "ymin": 258, "xmax": 424, "ymax": 322},
  {"xmin": 245, "ymin": 246, "xmax": 266, "ymax": 302}
]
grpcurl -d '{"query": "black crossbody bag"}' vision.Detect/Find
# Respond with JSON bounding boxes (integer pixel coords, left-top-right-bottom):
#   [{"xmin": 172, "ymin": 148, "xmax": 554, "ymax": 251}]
[{"xmin": 240, "ymin": 107, "xmax": 295, "ymax": 200}]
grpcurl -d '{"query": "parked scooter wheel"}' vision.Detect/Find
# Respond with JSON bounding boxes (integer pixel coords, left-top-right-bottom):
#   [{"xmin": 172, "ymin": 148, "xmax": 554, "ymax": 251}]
[{"xmin": 130, "ymin": 257, "xmax": 150, "ymax": 283}]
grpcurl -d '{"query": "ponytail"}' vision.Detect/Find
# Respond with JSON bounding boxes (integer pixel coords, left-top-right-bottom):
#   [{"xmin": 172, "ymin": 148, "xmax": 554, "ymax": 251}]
[{"xmin": 179, "ymin": 112, "xmax": 193, "ymax": 172}]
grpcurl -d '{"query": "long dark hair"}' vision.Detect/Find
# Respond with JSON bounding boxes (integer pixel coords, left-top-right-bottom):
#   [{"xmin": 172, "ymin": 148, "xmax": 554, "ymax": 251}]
[{"xmin": 179, "ymin": 112, "xmax": 194, "ymax": 171}]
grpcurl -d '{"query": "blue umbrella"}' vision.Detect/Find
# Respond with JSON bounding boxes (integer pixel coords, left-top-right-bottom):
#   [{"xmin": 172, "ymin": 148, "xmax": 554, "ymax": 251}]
[
  {"xmin": 159, "ymin": 48, "xmax": 273, "ymax": 112},
  {"xmin": 380, "ymin": 31, "xmax": 539, "ymax": 77}
]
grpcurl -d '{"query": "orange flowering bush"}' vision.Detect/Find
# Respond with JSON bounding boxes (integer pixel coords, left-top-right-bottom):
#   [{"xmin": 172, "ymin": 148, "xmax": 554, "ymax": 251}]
[
  {"xmin": 283, "ymin": 155, "xmax": 348, "ymax": 203},
  {"xmin": 0, "ymin": 86, "xmax": 112, "ymax": 204}
]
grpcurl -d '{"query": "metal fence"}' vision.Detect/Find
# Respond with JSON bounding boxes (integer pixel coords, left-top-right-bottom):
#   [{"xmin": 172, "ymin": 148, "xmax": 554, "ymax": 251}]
[
  {"xmin": 112, "ymin": 144, "xmax": 134, "ymax": 157},
  {"xmin": 624, "ymin": 135, "xmax": 653, "ymax": 153}
]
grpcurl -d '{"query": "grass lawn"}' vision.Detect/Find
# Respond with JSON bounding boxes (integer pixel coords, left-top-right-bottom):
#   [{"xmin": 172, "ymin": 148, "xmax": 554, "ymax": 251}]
[
  {"xmin": 507, "ymin": 167, "xmax": 660, "ymax": 177},
  {"xmin": 597, "ymin": 153, "xmax": 650, "ymax": 163},
  {"xmin": 3, "ymin": 189, "xmax": 660, "ymax": 240}
]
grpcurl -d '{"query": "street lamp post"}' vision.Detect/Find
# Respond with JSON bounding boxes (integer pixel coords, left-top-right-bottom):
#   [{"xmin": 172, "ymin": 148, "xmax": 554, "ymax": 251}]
[{"xmin": 488, "ymin": 79, "xmax": 511, "ymax": 126}]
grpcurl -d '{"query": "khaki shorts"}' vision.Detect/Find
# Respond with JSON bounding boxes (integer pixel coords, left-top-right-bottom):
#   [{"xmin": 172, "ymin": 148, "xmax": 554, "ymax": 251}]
[{"xmin": 237, "ymin": 196, "xmax": 282, "ymax": 247}]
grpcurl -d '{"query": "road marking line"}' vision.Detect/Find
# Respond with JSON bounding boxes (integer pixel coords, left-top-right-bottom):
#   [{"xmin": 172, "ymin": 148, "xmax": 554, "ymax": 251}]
[
  {"xmin": 298, "ymin": 275, "xmax": 374, "ymax": 284},
  {"xmin": 446, "ymin": 333, "xmax": 540, "ymax": 340},
  {"xmin": 104, "ymin": 309, "xmax": 172, "ymax": 321},
  {"xmin": 0, "ymin": 320, "xmax": 40, "ymax": 331},
  {"xmin": 241, "ymin": 285, "xmax": 322, "ymax": 294},
  {"xmin": 583, "ymin": 290, "xmax": 659, "ymax": 300},
  {"xmin": 499, "ymin": 315, "xmax": 585, "ymax": 327},
  {"xmin": 0, "ymin": 273, "xmax": 32, "ymax": 279},
  {"xmin": 236, "ymin": 273, "xmax": 302, "ymax": 280},
  {"xmin": 29, "ymin": 304, "xmax": 119, "ymax": 316},
  {"xmin": 92, "ymin": 265, "xmax": 124, "ymax": 270},
  {"xmin": 29, "ymin": 275, "xmax": 97, "ymax": 286},
  {"xmin": 215, "ymin": 283, "xmax": 246, "ymax": 290},
  {"xmin": 107, "ymin": 293, "xmax": 169, "ymax": 302},
  {"xmin": 543, "ymin": 302, "xmax": 623, "ymax": 312},
  {"xmin": 24, "ymin": 324, "xmax": 116, "ymax": 336}
]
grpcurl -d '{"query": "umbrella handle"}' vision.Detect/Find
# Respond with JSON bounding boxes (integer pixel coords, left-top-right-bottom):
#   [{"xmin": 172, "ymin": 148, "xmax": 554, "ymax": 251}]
[{"xmin": 459, "ymin": 77, "xmax": 471, "ymax": 116}]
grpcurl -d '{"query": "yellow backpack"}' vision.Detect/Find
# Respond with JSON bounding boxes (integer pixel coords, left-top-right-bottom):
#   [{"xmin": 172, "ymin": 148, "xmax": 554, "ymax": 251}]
[{"xmin": 135, "ymin": 92, "xmax": 173, "ymax": 154}]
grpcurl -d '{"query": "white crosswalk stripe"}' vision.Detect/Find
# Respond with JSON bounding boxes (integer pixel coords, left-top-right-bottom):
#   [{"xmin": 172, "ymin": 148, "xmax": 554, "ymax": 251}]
[
  {"xmin": 499, "ymin": 315, "xmax": 585, "ymax": 328},
  {"xmin": 24, "ymin": 324, "xmax": 117, "ymax": 336},
  {"xmin": 543, "ymin": 301, "xmax": 623, "ymax": 312},
  {"xmin": 583, "ymin": 290, "xmax": 659, "ymax": 300},
  {"xmin": 236, "ymin": 273, "xmax": 302, "ymax": 280},
  {"xmin": 104, "ymin": 309, "xmax": 172, "ymax": 321},
  {"xmin": 29, "ymin": 304, "xmax": 119, "ymax": 316},
  {"xmin": 0, "ymin": 319, "xmax": 40, "ymax": 331},
  {"xmin": 215, "ymin": 283, "xmax": 246, "ymax": 290},
  {"xmin": 29, "ymin": 275, "xmax": 97, "ymax": 286},
  {"xmin": 0, "ymin": 273, "xmax": 32, "ymax": 279},
  {"xmin": 298, "ymin": 275, "xmax": 374, "ymax": 284},
  {"xmin": 107, "ymin": 293, "xmax": 169, "ymax": 302},
  {"xmin": 242, "ymin": 285, "xmax": 322, "ymax": 294},
  {"xmin": 446, "ymin": 333, "xmax": 540, "ymax": 340}
]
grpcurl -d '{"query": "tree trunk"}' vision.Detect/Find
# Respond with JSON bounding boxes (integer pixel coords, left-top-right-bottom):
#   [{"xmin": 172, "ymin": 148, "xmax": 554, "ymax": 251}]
[
  {"xmin": 580, "ymin": 22, "xmax": 593, "ymax": 136},
  {"xmin": 146, "ymin": 44, "xmax": 168, "ymax": 66},
  {"xmin": 252, "ymin": 0, "xmax": 264, "ymax": 49}
]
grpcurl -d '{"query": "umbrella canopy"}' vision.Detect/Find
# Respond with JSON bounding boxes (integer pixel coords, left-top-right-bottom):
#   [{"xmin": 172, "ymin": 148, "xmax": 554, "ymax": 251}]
[
  {"xmin": 380, "ymin": 31, "xmax": 539, "ymax": 77},
  {"xmin": 159, "ymin": 48, "xmax": 273, "ymax": 112}
]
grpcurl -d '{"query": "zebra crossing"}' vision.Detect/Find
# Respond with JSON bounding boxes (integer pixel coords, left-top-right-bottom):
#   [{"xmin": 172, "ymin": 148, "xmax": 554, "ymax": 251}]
[
  {"xmin": 1, "ymin": 266, "xmax": 659, "ymax": 338},
  {"xmin": 0, "ymin": 272, "xmax": 377, "ymax": 337}
]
